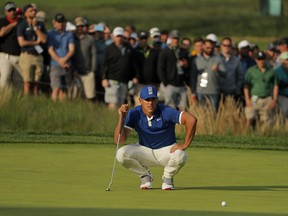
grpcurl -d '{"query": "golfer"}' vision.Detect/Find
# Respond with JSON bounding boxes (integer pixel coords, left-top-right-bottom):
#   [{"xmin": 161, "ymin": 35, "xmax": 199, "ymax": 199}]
[{"xmin": 115, "ymin": 85, "xmax": 198, "ymax": 190}]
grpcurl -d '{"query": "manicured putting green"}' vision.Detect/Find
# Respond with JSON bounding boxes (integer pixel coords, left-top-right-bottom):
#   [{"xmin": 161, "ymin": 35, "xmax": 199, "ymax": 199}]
[{"xmin": 0, "ymin": 144, "xmax": 287, "ymax": 216}]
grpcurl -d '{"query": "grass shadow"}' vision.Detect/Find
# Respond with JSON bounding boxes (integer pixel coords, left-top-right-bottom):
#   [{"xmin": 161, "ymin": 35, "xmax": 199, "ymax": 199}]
[{"xmin": 175, "ymin": 185, "xmax": 288, "ymax": 191}]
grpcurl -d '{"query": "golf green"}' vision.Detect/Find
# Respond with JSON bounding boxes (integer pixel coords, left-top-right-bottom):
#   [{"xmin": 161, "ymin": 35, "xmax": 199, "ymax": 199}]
[{"xmin": 0, "ymin": 144, "xmax": 287, "ymax": 216}]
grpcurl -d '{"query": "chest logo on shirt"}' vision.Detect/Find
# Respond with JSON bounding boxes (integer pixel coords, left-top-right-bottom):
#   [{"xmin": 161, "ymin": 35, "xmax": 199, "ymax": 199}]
[{"xmin": 156, "ymin": 117, "xmax": 161, "ymax": 121}]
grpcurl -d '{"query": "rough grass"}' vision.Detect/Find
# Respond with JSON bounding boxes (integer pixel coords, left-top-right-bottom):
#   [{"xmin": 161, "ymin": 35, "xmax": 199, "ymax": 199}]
[{"xmin": 1, "ymin": 89, "xmax": 288, "ymax": 138}]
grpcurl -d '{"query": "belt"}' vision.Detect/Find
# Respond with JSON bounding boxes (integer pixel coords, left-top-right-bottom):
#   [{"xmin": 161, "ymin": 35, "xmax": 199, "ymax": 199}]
[{"xmin": 22, "ymin": 51, "xmax": 40, "ymax": 56}]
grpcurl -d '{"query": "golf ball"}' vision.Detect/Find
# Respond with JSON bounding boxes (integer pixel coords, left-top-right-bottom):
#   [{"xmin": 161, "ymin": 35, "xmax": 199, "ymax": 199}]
[{"xmin": 221, "ymin": 201, "xmax": 227, "ymax": 206}]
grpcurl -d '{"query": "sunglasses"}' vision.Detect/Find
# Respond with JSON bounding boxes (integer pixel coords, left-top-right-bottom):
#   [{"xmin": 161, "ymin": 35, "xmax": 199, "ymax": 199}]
[
  {"xmin": 76, "ymin": 25, "xmax": 84, "ymax": 28},
  {"xmin": 7, "ymin": 8, "xmax": 16, "ymax": 12}
]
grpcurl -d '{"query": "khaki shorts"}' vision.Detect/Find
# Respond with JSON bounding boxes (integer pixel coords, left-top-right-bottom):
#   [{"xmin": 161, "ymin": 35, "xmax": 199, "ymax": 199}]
[
  {"xmin": 80, "ymin": 72, "xmax": 96, "ymax": 99},
  {"xmin": 245, "ymin": 96, "xmax": 273, "ymax": 124},
  {"xmin": 19, "ymin": 52, "xmax": 43, "ymax": 82},
  {"xmin": 104, "ymin": 80, "xmax": 127, "ymax": 104}
]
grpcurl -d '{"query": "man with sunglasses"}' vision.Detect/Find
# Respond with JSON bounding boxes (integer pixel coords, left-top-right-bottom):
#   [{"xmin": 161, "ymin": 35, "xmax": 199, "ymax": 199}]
[
  {"xmin": 0, "ymin": 2, "xmax": 22, "ymax": 89},
  {"xmin": 115, "ymin": 85, "xmax": 197, "ymax": 190},
  {"xmin": 219, "ymin": 37, "xmax": 244, "ymax": 102},
  {"xmin": 71, "ymin": 16, "xmax": 96, "ymax": 101},
  {"xmin": 191, "ymin": 39, "xmax": 226, "ymax": 111}
]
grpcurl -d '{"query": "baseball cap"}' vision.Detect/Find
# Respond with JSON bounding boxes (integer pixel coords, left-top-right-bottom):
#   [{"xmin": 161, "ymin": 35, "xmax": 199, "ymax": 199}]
[
  {"xmin": 4, "ymin": 2, "xmax": 16, "ymax": 11},
  {"xmin": 149, "ymin": 27, "xmax": 161, "ymax": 38},
  {"xmin": 22, "ymin": 3, "xmax": 33, "ymax": 14},
  {"xmin": 238, "ymin": 40, "xmax": 251, "ymax": 49},
  {"xmin": 279, "ymin": 52, "xmax": 288, "ymax": 60},
  {"xmin": 140, "ymin": 86, "xmax": 158, "ymax": 100},
  {"xmin": 277, "ymin": 37, "xmax": 288, "ymax": 46},
  {"xmin": 75, "ymin": 16, "xmax": 85, "ymax": 26},
  {"xmin": 138, "ymin": 30, "xmax": 148, "ymax": 39},
  {"xmin": 65, "ymin": 21, "xmax": 76, "ymax": 31},
  {"xmin": 255, "ymin": 51, "xmax": 266, "ymax": 60},
  {"xmin": 206, "ymin": 33, "xmax": 218, "ymax": 43},
  {"xmin": 54, "ymin": 13, "xmax": 66, "ymax": 23},
  {"xmin": 36, "ymin": 11, "xmax": 46, "ymax": 22},
  {"xmin": 112, "ymin": 27, "xmax": 124, "ymax": 37},
  {"xmin": 169, "ymin": 30, "xmax": 180, "ymax": 39}
]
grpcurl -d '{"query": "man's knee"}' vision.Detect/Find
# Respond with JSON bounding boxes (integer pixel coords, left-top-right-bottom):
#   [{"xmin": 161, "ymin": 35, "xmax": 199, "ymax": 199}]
[{"xmin": 171, "ymin": 150, "xmax": 187, "ymax": 166}]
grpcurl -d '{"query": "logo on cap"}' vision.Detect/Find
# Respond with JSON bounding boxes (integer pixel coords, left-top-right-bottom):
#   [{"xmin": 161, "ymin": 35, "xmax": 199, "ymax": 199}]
[{"xmin": 148, "ymin": 87, "xmax": 153, "ymax": 95}]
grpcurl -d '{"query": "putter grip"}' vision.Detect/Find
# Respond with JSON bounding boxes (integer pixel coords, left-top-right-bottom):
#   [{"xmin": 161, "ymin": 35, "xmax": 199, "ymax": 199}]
[{"xmin": 119, "ymin": 112, "xmax": 125, "ymax": 135}]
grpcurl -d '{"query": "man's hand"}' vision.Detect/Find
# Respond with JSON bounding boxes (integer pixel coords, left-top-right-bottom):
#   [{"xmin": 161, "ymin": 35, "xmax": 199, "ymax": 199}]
[
  {"xmin": 118, "ymin": 104, "xmax": 129, "ymax": 117},
  {"xmin": 170, "ymin": 143, "xmax": 186, "ymax": 153}
]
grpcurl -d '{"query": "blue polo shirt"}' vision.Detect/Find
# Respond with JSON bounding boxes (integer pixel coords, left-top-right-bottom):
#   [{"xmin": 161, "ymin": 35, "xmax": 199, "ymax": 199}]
[
  {"xmin": 124, "ymin": 104, "xmax": 183, "ymax": 149},
  {"xmin": 47, "ymin": 29, "xmax": 74, "ymax": 66}
]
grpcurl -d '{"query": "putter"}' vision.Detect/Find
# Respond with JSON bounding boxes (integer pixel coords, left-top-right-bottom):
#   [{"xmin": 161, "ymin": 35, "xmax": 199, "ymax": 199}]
[{"xmin": 105, "ymin": 112, "xmax": 125, "ymax": 191}]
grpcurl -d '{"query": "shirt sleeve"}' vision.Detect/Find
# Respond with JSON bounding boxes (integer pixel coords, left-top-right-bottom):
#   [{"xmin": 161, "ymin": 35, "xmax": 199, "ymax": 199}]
[{"xmin": 124, "ymin": 108, "xmax": 136, "ymax": 130}]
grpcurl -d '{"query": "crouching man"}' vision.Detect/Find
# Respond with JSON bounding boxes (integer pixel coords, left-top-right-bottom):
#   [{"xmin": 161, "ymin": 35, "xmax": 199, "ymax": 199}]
[{"xmin": 114, "ymin": 85, "xmax": 197, "ymax": 190}]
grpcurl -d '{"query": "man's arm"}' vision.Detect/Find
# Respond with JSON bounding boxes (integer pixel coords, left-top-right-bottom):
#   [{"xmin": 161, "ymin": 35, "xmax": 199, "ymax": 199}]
[
  {"xmin": 170, "ymin": 111, "xmax": 197, "ymax": 153},
  {"xmin": 114, "ymin": 104, "xmax": 130, "ymax": 144},
  {"xmin": 0, "ymin": 21, "xmax": 17, "ymax": 37}
]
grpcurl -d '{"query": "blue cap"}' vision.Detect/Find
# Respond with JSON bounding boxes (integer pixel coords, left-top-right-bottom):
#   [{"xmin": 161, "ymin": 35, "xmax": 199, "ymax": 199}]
[{"xmin": 140, "ymin": 86, "xmax": 158, "ymax": 100}]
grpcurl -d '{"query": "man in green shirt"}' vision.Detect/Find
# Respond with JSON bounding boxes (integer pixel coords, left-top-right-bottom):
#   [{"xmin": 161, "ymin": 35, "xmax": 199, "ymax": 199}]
[{"xmin": 244, "ymin": 51, "xmax": 278, "ymax": 127}]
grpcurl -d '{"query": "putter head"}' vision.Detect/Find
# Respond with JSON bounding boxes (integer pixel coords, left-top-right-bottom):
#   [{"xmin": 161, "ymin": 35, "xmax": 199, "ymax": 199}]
[{"xmin": 105, "ymin": 188, "xmax": 110, "ymax": 191}]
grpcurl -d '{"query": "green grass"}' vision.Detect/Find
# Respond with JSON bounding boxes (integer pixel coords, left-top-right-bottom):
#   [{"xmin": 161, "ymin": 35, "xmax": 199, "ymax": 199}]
[
  {"xmin": 7, "ymin": 0, "xmax": 288, "ymax": 39},
  {"xmin": 0, "ymin": 143, "xmax": 287, "ymax": 216}
]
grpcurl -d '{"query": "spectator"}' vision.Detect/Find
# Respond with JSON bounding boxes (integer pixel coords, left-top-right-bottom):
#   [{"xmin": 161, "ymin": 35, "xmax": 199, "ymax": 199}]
[
  {"xmin": 238, "ymin": 40, "xmax": 256, "ymax": 75},
  {"xmin": 102, "ymin": 26, "xmax": 138, "ymax": 109},
  {"xmin": 274, "ymin": 52, "xmax": 288, "ymax": 119},
  {"xmin": 191, "ymin": 39, "xmax": 226, "ymax": 111},
  {"xmin": 103, "ymin": 25, "xmax": 112, "ymax": 45},
  {"xmin": 17, "ymin": 3, "xmax": 47, "ymax": 95},
  {"xmin": 157, "ymin": 30, "xmax": 190, "ymax": 111},
  {"xmin": 133, "ymin": 30, "xmax": 161, "ymax": 106},
  {"xmin": 72, "ymin": 16, "xmax": 96, "ymax": 101},
  {"xmin": 149, "ymin": 27, "xmax": 162, "ymax": 47},
  {"xmin": 0, "ymin": 1, "xmax": 22, "ymax": 89},
  {"xmin": 249, "ymin": 43, "xmax": 260, "ymax": 60},
  {"xmin": 47, "ymin": 13, "xmax": 75, "ymax": 101},
  {"xmin": 265, "ymin": 42, "xmax": 280, "ymax": 69},
  {"xmin": 206, "ymin": 33, "xmax": 219, "ymax": 54},
  {"xmin": 180, "ymin": 37, "xmax": 192, "ymax": 56},
  {"xmin": 191, "ymin": 36, "xmax": 204, "ymax": 57},
  {"xmin": 160, "ymin": 29, "xmax": 169, "ymax": 49},
  {"xmin": 244, "ymin": 51, "xmax": 278, "ymax": 127},
  {"xmin": 93, "ymin": 24, "xmax": 107, "ymax": 103},
  {"xmin": 36, "ymin": 10, "xmax": 51, "ymax": 95},
  {"xmin": 275, "ymin": 37, "xmax": 288, "ymax": 67},
  {"xmin": 219, "ymin": 37, "xmax": 244, "ymax": 101}
]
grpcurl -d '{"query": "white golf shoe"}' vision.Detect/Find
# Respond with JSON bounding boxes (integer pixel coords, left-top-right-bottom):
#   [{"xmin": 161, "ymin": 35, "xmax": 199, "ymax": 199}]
[
  {"xmin": 162, "ymin": 177, "xmax": 174, "ymax": 190},
  {"xmin": 140, "ymin": 173, "xmax": 154, "ymax": 190}
]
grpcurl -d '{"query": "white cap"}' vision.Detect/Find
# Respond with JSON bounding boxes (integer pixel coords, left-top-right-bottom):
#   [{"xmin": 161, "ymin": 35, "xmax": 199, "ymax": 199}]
[
  {"xmin": 238, "ymin": 40, "xmax": 251, "ymax": 49},
  {"xmin": 65, "ymin": 21, "xmax": 76, "ymax": 31},
  {"xmin": 206, "ymin": 33, "xmax": 218, "ymax": 43},
  {"xmin": 149, "ymin": 27, "xmax": 161, "ymax": 38},
  {"xmin": 112, "ymin": 27, "xmax": 124, "ymax": 37}
]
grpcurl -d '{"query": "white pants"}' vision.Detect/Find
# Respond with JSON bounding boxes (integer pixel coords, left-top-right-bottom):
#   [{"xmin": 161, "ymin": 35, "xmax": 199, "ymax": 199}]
[
  {"xmin": 0, "ymin": 52, "xmax": 21, "ymax": 88},
  {"xmin": 116, "ymin": 144, "xmax": 187, "ymax": 179}
]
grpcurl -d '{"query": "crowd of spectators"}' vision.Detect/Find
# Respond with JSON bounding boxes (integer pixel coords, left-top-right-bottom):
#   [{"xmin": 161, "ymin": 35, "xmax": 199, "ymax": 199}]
[{"xmin": 1, "ymin": 2, "xmax": 288, "ymax": 127}]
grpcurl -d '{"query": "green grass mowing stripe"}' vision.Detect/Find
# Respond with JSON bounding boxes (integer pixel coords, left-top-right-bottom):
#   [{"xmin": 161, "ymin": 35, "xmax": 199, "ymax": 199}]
[{"xmin": 0, "ymin": 144, "xmax": 287, "ymax": 215}]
